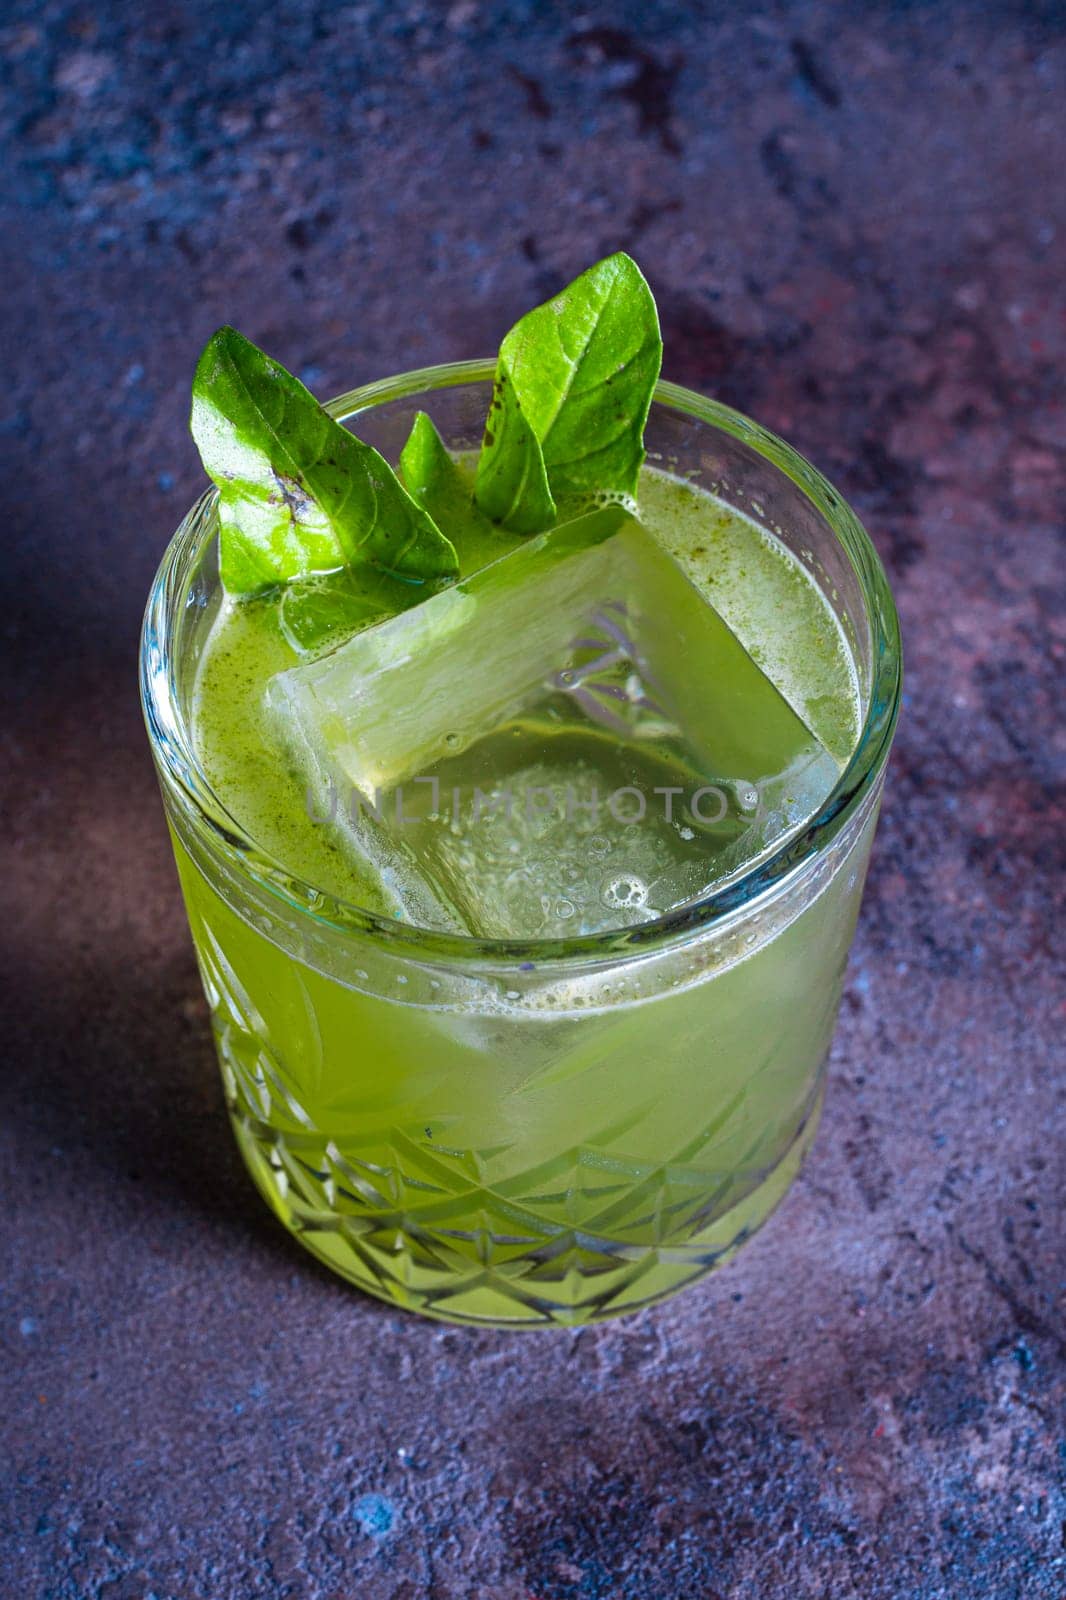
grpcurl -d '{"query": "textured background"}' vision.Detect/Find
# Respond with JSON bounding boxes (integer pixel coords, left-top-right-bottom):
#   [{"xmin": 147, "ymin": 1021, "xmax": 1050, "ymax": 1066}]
[{"xmin": 2, "ymin": 3, "xmax": 1064, "ymax": 1597}]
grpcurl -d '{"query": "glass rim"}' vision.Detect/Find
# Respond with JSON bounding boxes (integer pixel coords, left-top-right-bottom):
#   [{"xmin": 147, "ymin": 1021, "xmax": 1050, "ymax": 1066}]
[{"xmin": 140, "ymin": 358, "xmax": 902, "ymax": 968}]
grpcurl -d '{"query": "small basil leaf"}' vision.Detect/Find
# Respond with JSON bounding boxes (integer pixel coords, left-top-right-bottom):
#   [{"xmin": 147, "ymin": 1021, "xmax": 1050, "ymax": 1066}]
[
  {"xmin": 473, "ymin": 362, "xmax": 557, "ymax": 535},
  {"xmin": 278, "ymin": 566, "xmax": 432, "ymax": 656},
  {"xmin": 401, "ymin": 410, "xmax": 518, "ymax": 570},
  {"xmin": 190, "ymin": 327, "xmax": 458, "ymax": 596}
]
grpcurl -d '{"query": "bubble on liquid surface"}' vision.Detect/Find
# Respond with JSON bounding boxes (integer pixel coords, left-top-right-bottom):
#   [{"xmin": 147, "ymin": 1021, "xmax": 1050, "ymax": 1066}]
[{"xmin": 602, "ymin": 875, "xmax": 649, "ymax": 912}]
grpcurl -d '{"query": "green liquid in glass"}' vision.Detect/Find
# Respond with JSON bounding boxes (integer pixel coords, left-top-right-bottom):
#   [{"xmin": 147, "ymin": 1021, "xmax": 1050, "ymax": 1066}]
[{"xmin": 177, "ymin": 469, "xmax": 869, "ymax": 1325}]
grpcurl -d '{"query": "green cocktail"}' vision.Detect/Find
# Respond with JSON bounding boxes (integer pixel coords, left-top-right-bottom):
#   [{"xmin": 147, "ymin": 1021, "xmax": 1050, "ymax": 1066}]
[{"xmin": 142, "ymin": 258, "xmax": 899, "ymax": 1324}]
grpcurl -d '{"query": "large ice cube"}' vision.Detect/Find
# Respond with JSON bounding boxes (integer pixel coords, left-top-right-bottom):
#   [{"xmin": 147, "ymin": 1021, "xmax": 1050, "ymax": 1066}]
[{"xmin": 266, "ymin": 508, "xmax": 841, "ymax": 937}]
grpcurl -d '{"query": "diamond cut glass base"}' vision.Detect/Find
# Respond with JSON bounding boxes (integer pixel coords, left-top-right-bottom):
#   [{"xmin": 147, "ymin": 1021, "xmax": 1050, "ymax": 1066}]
[{"xmin": 225, "ymin": 1047, "xmax": 823, "ymax": 1327}]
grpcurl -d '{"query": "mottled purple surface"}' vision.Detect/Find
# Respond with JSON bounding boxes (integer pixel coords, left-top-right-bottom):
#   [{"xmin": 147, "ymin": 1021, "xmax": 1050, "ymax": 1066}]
[{"xmin": 2, "ymin": 3, "xmax": 1064, "ymax": 1596}]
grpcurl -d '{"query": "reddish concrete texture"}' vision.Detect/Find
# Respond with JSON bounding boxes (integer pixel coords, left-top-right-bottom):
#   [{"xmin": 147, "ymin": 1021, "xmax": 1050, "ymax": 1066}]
[{"xmin": 2, "ymin": 3, "xmax": 1063, "ymax": 1597}]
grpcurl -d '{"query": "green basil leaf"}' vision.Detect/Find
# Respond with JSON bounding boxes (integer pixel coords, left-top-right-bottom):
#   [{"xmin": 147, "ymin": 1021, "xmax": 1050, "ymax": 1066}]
[
  {"xmin": 473, "ymin": 363, "xmax": 557, "ymax": 535},
  {"xmin": 190, "ymin": 327, "xmax": 458, "ymax": 596},
  {"xmin": 400, "ymin": 410, "xmax": 519, "ymax": 570},
  {"xmin": 478, "ymin": 253, "xmax": 662, "ymax": 522},
  {"xmin": 278, "ymin": 566, "xmax": 432, "ymax": 656}
]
